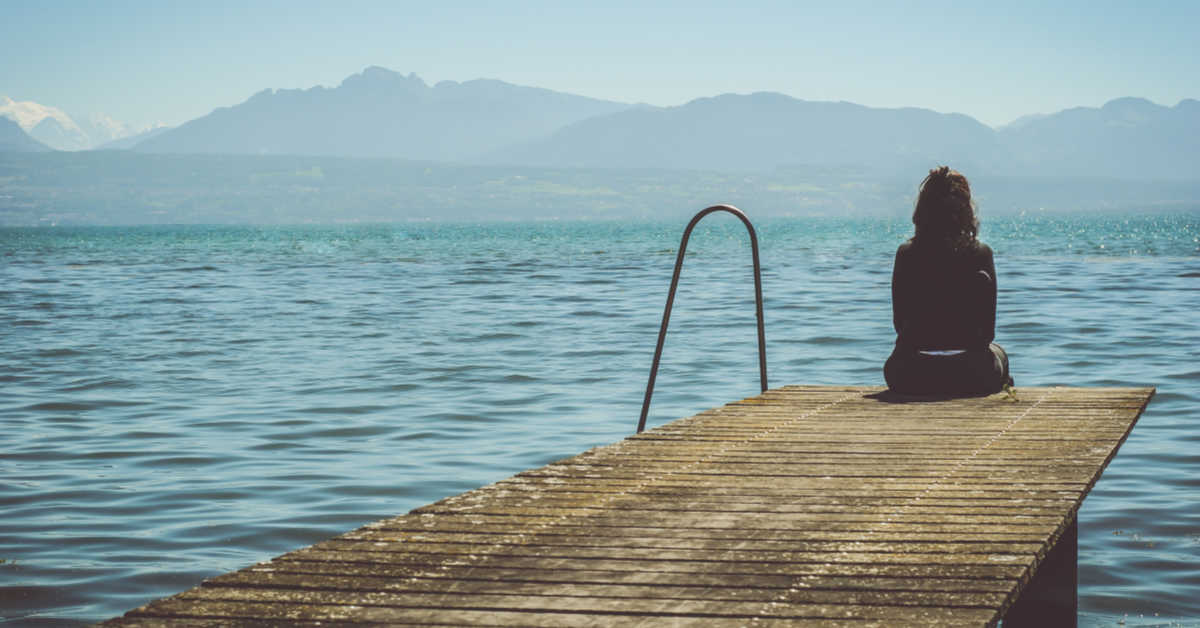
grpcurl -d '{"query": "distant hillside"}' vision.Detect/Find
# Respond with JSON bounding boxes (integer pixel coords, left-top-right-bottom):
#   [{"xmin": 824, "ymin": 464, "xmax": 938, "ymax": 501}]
[
  {"xmin": 133, "ymin": 66, "xmax": 633, "ymax": 160},
  {"xmin": 119, "ymin": 66, "xmax": 1199, "ymax": 180},
  {"xmin": 486, "ymin": 92, "xmax": 1003, "ymax": 175},
  {"xmin": 488, "ymin": 93, "xmax": 1200, "ymax": 180},
  {"xmin": 997, "ymin": 97, "xmax": 1200, "ymax": 180},
  {"xmin": 0, "ymin": 116, "xmax": 52, "ymax": 152}
]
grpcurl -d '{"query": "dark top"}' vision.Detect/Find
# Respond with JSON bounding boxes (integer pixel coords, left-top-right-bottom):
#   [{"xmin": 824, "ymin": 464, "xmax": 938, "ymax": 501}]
[{"xmin": 891, "ymin": 238, "xmax": 996, "ymax": 352}]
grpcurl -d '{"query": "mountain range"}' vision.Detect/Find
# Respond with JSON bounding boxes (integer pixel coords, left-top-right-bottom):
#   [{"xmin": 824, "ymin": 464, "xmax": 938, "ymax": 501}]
[
  {"xmin": 494, "ymin": 94, "xmax": 1200, "ymax": 180},
  {"xmin": 487, "ymin": 92, "xmax": 1002, "ymax": 175},
  {"xmin": 131, "ymin": 66, "xmax": 632, "ymax": 160},
  {"xmin": 4, "ymin": 67, "xmax": 1197, "ymax": 181},
  {"xmin": 996, "ymin": 97, "xmax": 1200, "ymax": 180},
  {"xmin": 1, "ymin": 96, "xmax": 160, "ymax": 150}
]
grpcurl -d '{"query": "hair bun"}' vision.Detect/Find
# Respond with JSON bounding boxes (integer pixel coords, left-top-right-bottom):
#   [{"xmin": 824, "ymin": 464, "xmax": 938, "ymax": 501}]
[{"xmin": 928, "ymin": 165, "xmax": 952, "ymax": 180}]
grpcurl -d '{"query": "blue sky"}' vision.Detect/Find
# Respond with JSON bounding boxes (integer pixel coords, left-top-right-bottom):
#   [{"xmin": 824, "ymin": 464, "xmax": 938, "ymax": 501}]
[{"xmin": 2, "ymin": 0, "xmax": 1197, "ymax": 129}]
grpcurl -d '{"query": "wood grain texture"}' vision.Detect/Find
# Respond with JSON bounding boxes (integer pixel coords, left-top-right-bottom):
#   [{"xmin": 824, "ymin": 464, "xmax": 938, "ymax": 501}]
[{"xmin": 104, "ymin": 385, "xmax": 1153, "ymax": 627}]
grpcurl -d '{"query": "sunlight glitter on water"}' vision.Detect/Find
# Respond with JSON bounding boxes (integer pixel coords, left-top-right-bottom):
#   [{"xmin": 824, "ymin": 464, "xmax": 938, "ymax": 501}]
[{"xmin": 1, "ymin": 215, "xmax": 1198, "ymax": 625}]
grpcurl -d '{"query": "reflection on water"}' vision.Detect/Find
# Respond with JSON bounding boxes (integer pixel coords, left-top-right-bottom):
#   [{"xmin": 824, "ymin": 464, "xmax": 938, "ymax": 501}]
[{"xmin": 1, "ymin": 215, "xmax": 1198, "ymax": 626}]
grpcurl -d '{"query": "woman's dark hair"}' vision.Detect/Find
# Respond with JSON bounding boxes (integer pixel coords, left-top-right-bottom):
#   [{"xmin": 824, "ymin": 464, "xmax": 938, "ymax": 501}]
[{"xmin": 912, "ymin": 166, "xmax": 979, "ymax": 250}]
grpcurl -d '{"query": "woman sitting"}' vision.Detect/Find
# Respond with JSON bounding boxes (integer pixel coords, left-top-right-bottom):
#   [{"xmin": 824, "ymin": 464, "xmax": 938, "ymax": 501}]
[{"xmin": 884, "ymin": 166, "xmax": 1011, "ymax": 396}]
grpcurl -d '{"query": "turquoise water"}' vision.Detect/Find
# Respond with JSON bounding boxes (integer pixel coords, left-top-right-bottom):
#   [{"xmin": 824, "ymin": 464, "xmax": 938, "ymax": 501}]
[{"xmin": 1, "ymin": 215, "xmax": 1198, "ymax": 626}]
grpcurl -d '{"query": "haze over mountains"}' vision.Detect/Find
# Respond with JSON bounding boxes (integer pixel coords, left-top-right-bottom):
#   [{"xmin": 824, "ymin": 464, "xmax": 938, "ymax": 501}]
[
  {"xmin": 118, "ymin": 66, "xmax": 1196, "ymax": 181},
  {"xmin": 133, "ymin": 66, "xmax": 632, "ymax": 161},
  {"xmin": 489, "ymin": 93, "xmax": 1001, "ymax": 175},
  {"xmin": 3, "ymin": 66, "xmax": 1198, "ymax": 225},
  {"xmin": 5, "ymin": 66, "xmax": 1197, "ymax": 182},
  {"xmin": 997, "ymin": 97, "xmax": 1200, "ymax": 180},
  {"xmin": 497, "ymin": 94, "xmax": 1200, "ymax": 180}
]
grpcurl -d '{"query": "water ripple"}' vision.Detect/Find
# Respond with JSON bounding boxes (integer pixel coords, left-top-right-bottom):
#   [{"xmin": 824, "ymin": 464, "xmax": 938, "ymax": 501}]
[{"xmin": 1, "ymin": 216, "xmax": 1198, "ymax": 625}]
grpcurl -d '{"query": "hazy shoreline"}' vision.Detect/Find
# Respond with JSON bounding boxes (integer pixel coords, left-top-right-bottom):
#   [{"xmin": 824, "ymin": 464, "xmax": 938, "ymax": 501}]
[{"xmin": 3, "ymin": 151, "xmax": 1197, "ymax": 227}]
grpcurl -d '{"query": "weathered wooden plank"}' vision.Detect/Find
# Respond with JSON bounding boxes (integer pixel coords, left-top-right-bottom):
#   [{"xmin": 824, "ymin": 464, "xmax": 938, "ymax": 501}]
[
  {"xmin": 354, "ymin": 522, "xmax": 1052, "ymax": 543},
  {"xmin": 419, "ymin": 488, "xmax": 1082, "ymax": 510},
  {"xmin": 490, "ymin": 478, "xmax": 1088, "ymax": 496},
  {"xmin": 228, "ymin": 563, "xmax": 1019, "ymax": 593},
  {"xmin": 329, "ymin": 528, "xmax": 1047, "ymax": 551},
  {"xmin": 339, "ymin": 532, "xmax": 1047, "ymax": 553},
  {"xmin": 119, "ymin": 597, "xmax": 998, "ymax": 627},
  {"xmin": 511, "ymin": 472, "xmax": 1093, "ymax": 489},
  {"xmin": 287, "ymin": 543, "xmax": 1037, "ymax": 567},
  {"xmin": 104, "ymin": 385, "xmax": 1153, "ymax": 627},
  {"xmin": 473, "ymin": 486, "xmax": 1084, "ymax": 503},
  {"xmin": 181, "ymin": 580, "xmax": 1012, "ymax": 609},
  {"xmin": 154, "ymin": 588, "xmax": 1007, "ymax": 623},
  {"xmin": 266, "ymin": 555, "xmax": 1030, "ymax": 580},
  {"xmin": 408, "ymin": 503, "xmax": 1068, "ymax": 523},
  {"xmin": 376, "ymin": 512, "xmax": 1069, "ymax": 536}
]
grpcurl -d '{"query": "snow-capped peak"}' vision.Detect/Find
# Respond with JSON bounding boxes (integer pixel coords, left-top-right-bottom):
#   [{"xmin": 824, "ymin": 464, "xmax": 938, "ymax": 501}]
[
  {"xmin": 0, "ymin": 95, "xmax": 82, "ymax": 133},
  {"xmin": 0, "ymin": 96, "xmax": 149, "ymax": 150}
]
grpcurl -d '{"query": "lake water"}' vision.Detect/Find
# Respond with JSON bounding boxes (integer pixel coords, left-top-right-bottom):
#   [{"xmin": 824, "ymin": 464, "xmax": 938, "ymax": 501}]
[{"xmin": 1, "ymin": 214, "xmax": 1198, "ymax": 626}]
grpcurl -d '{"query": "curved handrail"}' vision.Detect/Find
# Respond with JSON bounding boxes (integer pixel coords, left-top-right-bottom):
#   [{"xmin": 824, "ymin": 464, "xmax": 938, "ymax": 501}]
[{"xmin": 636, "ymin": 204, "xmax": 767, "ymax": 434}]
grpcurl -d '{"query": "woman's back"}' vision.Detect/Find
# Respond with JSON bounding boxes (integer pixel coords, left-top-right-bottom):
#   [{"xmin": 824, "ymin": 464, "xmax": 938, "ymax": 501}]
[{"xmin": 891, "ymin": 238, "xmax": 996, "ymax": 352}]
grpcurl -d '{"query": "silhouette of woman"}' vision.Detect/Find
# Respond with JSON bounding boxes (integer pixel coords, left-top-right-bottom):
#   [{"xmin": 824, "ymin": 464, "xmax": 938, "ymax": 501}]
[{"xmin": 884, "ymin": 166, "xmax": 1011, "ymax": 395}]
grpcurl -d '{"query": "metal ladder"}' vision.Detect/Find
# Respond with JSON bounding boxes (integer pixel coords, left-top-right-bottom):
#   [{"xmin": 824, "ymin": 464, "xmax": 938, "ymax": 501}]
[{"xmin": 636, "ymin": 204, "xmax": 767, "ymax": 433}]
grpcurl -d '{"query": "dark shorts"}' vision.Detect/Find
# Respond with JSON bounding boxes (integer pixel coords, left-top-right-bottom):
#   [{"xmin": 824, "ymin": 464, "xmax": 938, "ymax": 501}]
[{"xmin": 884, "ymin": 343, "xmax": 1010, "ymax": 396}]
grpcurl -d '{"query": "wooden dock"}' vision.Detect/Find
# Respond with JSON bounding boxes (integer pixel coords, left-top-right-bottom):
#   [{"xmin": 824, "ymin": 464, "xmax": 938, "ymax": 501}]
[{"xmin": 105, "ymin": 385, "xmax": 1153, "ymax": 627}]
